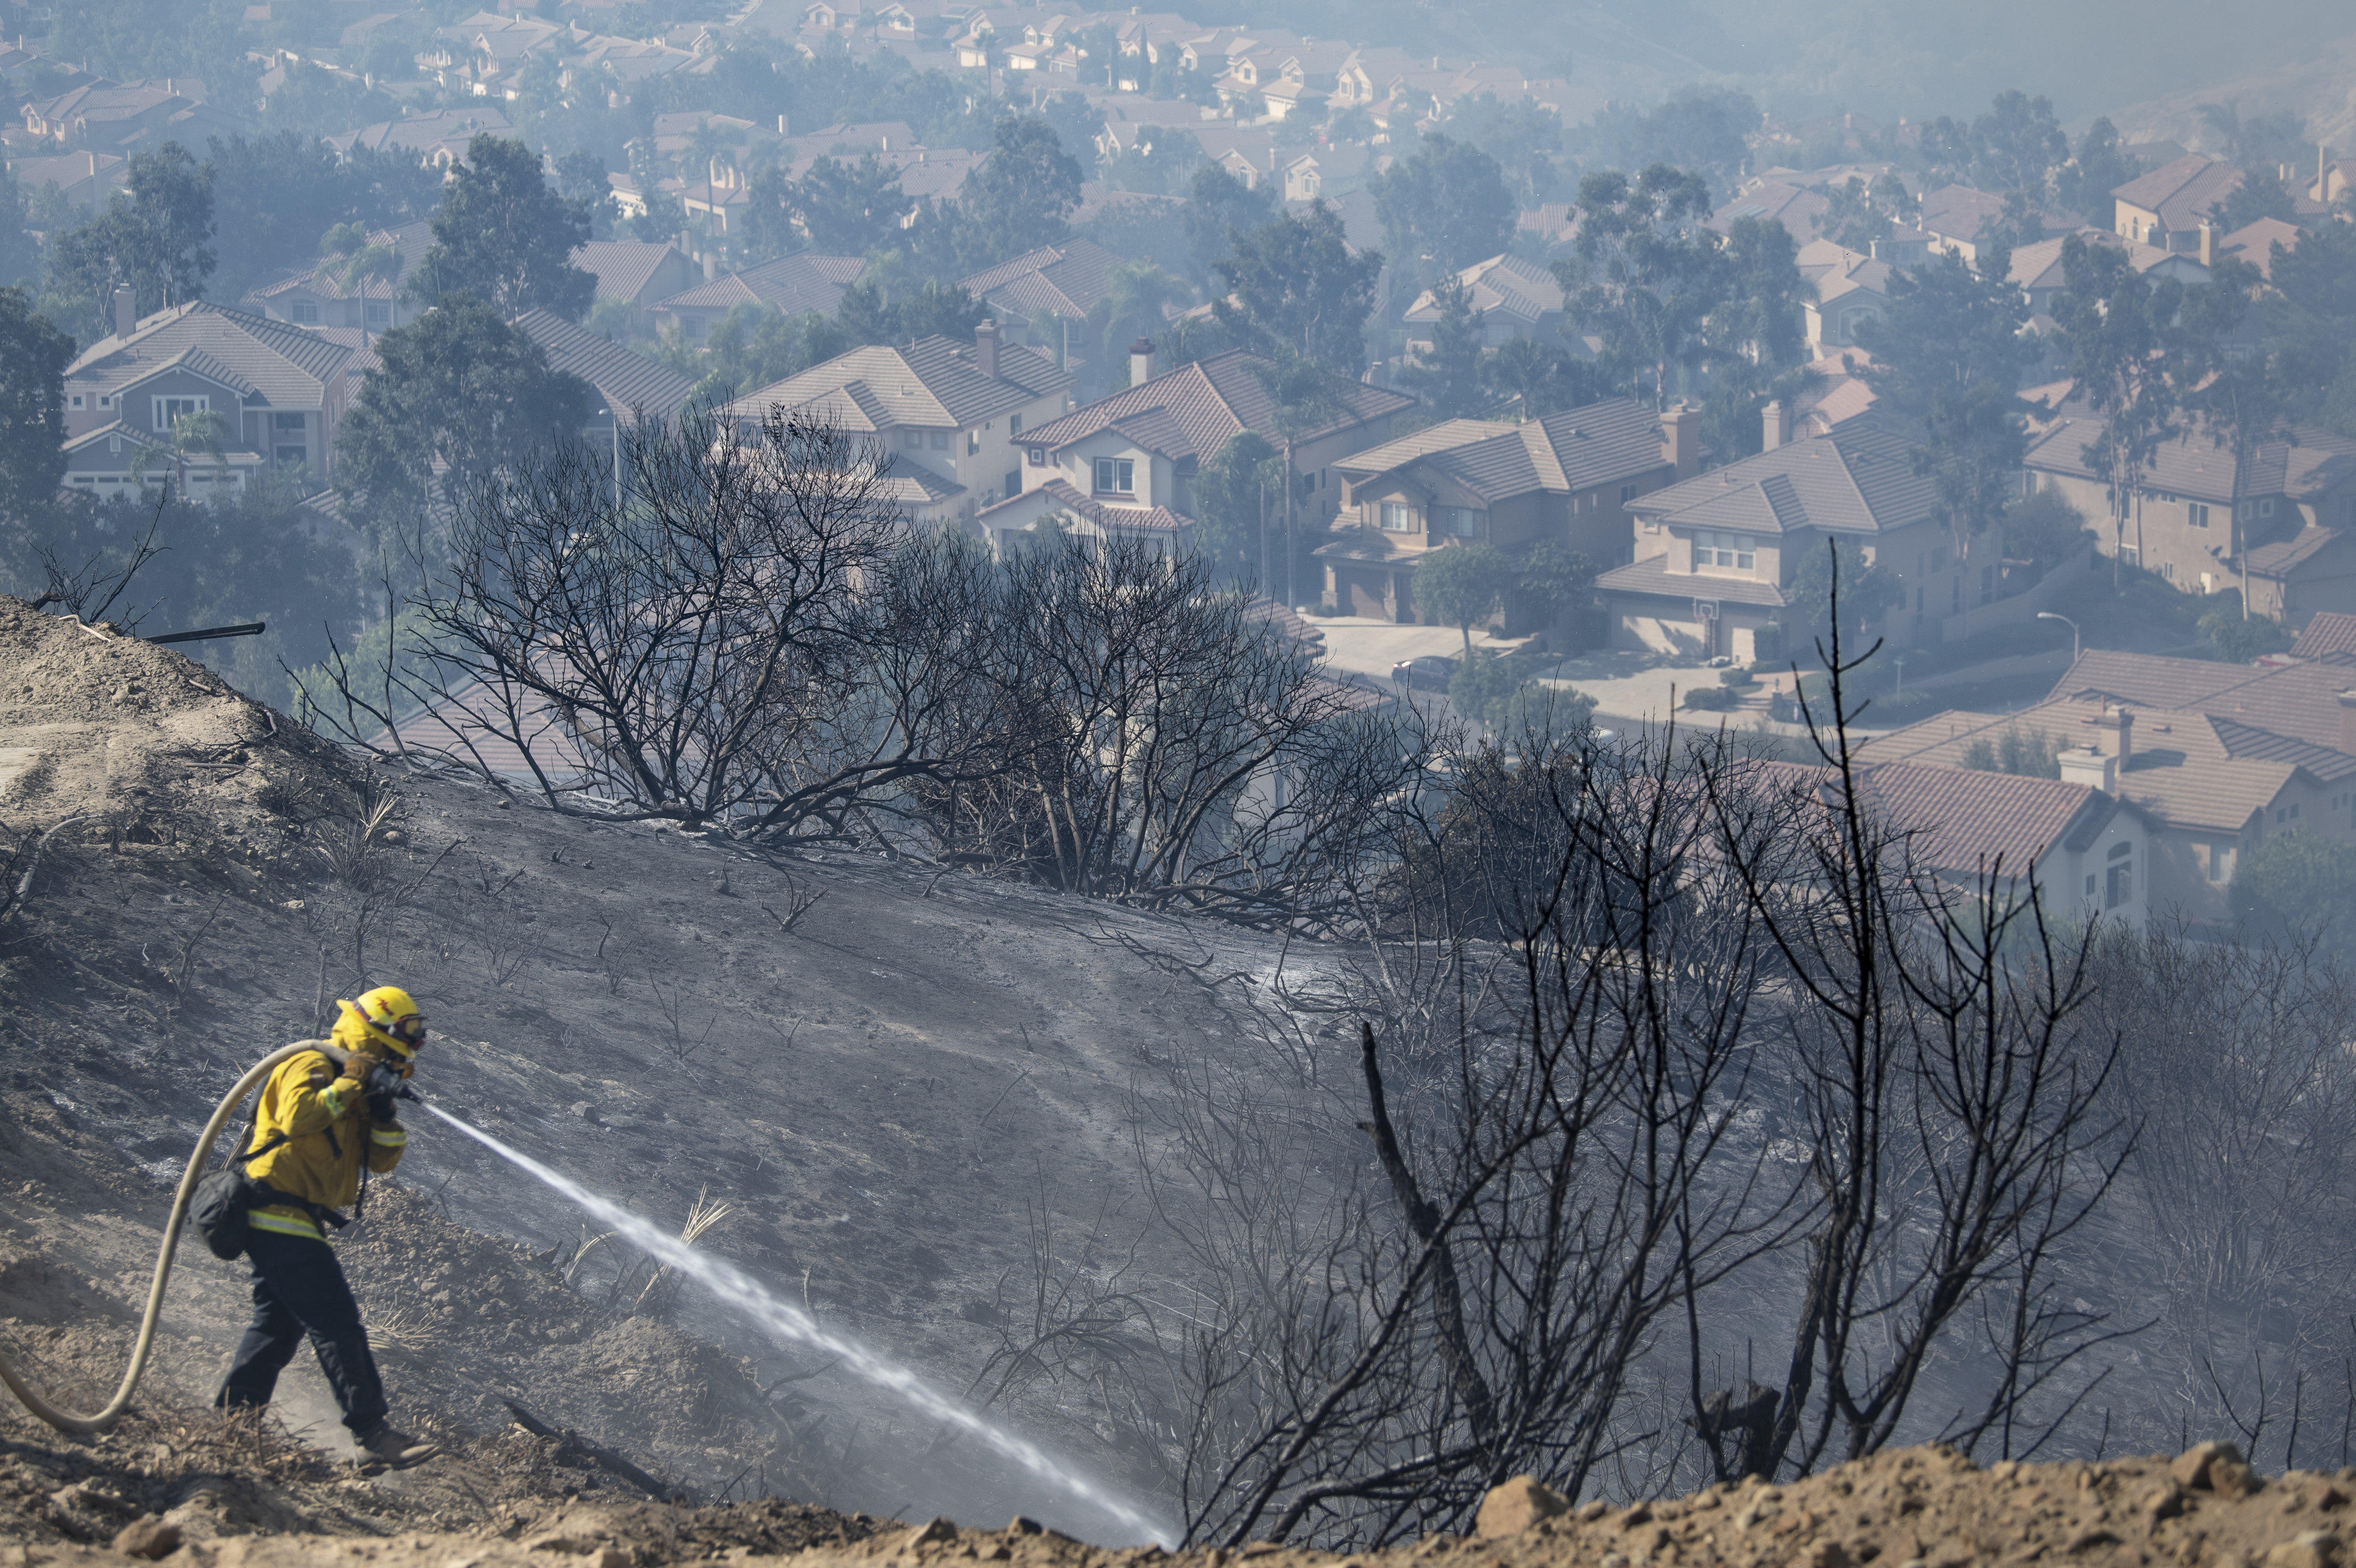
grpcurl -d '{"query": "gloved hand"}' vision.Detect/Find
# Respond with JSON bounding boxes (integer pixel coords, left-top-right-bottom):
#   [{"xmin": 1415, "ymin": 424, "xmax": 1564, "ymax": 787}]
[{"xmin": 361, "ymin": 1059, "xmax": 405, "ymax": 1122}]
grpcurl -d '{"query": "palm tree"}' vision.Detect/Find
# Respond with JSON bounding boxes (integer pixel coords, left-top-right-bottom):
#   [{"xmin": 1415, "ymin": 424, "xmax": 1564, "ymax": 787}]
[
  {"xmin": 1091, "ymin": 261, "xmax": 1193, "ymax": 384},
  {"xmin": 131, "ymin": 409, "xmax": 233, "ymax": 499}
]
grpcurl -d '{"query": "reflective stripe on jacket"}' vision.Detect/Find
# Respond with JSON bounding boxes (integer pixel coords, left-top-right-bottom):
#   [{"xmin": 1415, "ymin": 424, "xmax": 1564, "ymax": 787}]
[{"xmin": 243, "ymin": 1043, "xmax": 405, "ymax": 1241}]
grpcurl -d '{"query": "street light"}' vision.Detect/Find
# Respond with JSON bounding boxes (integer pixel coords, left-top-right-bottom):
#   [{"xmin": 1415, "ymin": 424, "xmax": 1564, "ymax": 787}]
[
  {"xmin": 593, "ymin": 406, "xmax": 620, "ymax": 509},
  {"xmin": 2037, "ymin": 610, "xmax": 2079, "ymax": 664}
]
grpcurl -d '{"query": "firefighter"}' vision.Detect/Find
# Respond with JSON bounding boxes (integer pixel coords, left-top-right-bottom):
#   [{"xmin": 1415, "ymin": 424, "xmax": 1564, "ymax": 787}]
[{"xmin": 214, "ymin": 985, "xmax": 437, "ymax": 1468}]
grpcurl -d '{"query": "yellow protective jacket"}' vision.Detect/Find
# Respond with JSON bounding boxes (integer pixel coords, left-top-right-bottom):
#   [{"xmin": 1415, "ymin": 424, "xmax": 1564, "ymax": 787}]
[{"xmin": 243, "ymin": 1020, "xmax": 406, "ymax": 1242}]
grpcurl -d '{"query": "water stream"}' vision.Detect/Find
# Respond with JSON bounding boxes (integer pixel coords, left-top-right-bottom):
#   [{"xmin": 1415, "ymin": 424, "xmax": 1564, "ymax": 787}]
[{"xmin": 415, "ymin": 1102, "xmax": 1173, "ymax": 1546}]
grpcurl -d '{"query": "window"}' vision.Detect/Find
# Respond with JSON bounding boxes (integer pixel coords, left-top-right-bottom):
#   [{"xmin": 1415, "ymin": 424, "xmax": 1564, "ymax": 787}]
[
  {"xmin": 2261, "ymin": 498, "xmax": 2275, "ymax": 518},
  {"xmin": 930, "ymin": 431, "xmax": 948, "ymax": 450},
  {"xmin": 273, "ymin": 412, "xmax": 305, "ymax": 431},
  {"xmin": 967, "ymin": 428, "xmax": 980, "ymax": 455},
  {"xmin": 2106, "ymin": 860, "xmax": 2132, "ymax": 910},
  {"xmin": 290, "ymin": 301, "xmax": 320, "ymax": 325},
  {"xmin": 366, "ymin": 300, "xmax": 389, "ymax": 326},
  {"xmin": 2161, "ymin": 561, "xmax": 2176, "ymax": 582},
  {"xmin": 905, "ymin": 429, "xmax": 923, "ymax": 449},
  {"xmin": 1922, "ymin": 544, "xmax": 1948, "ymax": 574},
  {"xmin": 1438, "ymin": 506, "xmax": 1482, "ymax": 537},
  {"xmin": 1620, "ymin": 484, "xmax": 1637, "ymax": 504},
  {"xmin": 1027, "ymin": 445, "xmax": 1045, "ymax": 465},
  {"xmin": 99, "ymin": 395, "xmax": 111, "ymax": 407},
  {"xmin": 2186, "ymin": 502, "xmax": 2210, "ymax": 528},
  {"xmin": 70, "ymin": 394, "xmax": 83, "ymax": 409},
  {"xmin": 275, "ymin": 445, "xmax": 307, "ymax": 466},
  {"xmin": 685, "ymin": 316, "xmax": 705, "ymax": 342},
  {"xmin": 1008, "ymin": 412, "xmax": 1022, "ymax": 437},
  {"xmin": 1379, "ymin": 501, "xmax": 1413, "ymax": 531},
  {"xmin": 154, "ymin": 395, "xmax": 209, "ymax": 431},
  {"xmin": 1093, "ymin": 456, "xmax": 1134, "ymax": 494},
  {"xmin": 2205, "ymin": 843, "xmax": 2236, "ymax": 884},
  {"xmin": 1693, "ymin": 530, "xmax": 1753, "ymax": 570}
]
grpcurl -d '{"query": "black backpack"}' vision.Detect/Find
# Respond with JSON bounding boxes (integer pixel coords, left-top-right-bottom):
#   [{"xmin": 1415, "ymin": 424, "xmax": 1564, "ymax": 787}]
[{"xmin": 190, "ymin": 1132, "xmax": 349, "ymax": 1261}]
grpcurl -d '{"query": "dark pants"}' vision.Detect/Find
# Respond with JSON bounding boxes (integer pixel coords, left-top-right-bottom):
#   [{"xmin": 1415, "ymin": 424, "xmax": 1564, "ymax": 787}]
[{"xmin": 214, "ymin": 1229, "xmax": 388, "ymax": 1436}]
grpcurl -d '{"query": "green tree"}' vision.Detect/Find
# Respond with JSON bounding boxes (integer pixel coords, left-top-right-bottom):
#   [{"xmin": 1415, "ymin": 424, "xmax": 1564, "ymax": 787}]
[
  {"xmin": 2198, "ymin": 608, "xmax": 2291, "ymax": 663},
  {"xmin": 0, "ymin": 287, "xmax": 73, "ymax": 545},
  {"xmin": 2261, "ymin": 218, "xmax": 2356, "ymax": 432},
  {"xmin": 1190, "ymin": 429, "xmax": 1281, "ymax": 587},
  {"xmin": 405, "ymin": 134, "xmax": 596, "ymax": 319},
  {"xmin": 1416, "ymin": 542, "xmax": 1513, "ymax": 654},
  {"xmin": 1513, "ymin": 541, "xmax": 1596, "ymax": 630},
  {"xmin": 555, "ymin": 149, "xmax": 615, "ymax": 240},
  {"xmin": 836, "ymin": 279, "xmax": 984, "ymax": 346},
  {"xmin": 2231, "ymin": 831, "xmax": 2356, "ymax": 950},
  {"xmin": 2056, "ymin": 117, "xmax": 2139, "ymax": 226},
  {"xmin": 2213, "ymin": 167, "xmax": 2298, "ymax": 230},
  {"xmin": 1484, "ymin": 338, "xmax": 1599, "ymax": 418},
  {"xmin": 1369, "ymin": 133, "xmax": 1515, "ymax": 280},
  {"xmin": 2004, "ymin": 489, "xmax": 2091, "ymax": 574},
  {"xmin": 1182, "ymin": 162, "xmax": 1276, "ymax": 287},
  {"xmin": 1816, "ymin": 173, "xmax": 1920, "ymax": 252},
  {"xmin": 1578, "ymin": 87, "xmax": 1758, "ymax": 195},
  {"xmin": 2053, "ymin": 233, "xmax": 2195, "ymax": 589},
  {"xmin": 1088, "ymin": 260, "xmax": 1193, "ymax": 383},
  {"xmin": 333, "ymin": 292, "xmax": 594, "ymax": 540},
  {"xmin": 789, "ymin": 153, "xmax": 908, "ymax": 255},
  {"xmin": 957, "ymin": 115, "xmax": 1084, "ymax": 268},
  {"xmin": 0, "ymin": 168, "xmax": 37, "ymax": 289},
  {"xmin": 1040, "ymin": 92, "xmax": 1104, "ymax": 176},
  {"xmin": 1213, "ymin": 205, "xmax": 1382, "ymax": 374},
  {"xmin": 1440, "ymin": 93, "xmax": 1565, "ymax": 202},
  {"xmin": 1787, "ymin": 537, "xmax": 1900, "ymax": 656},
  {"xmin": 1399, "ymin": 275, "xmax": 1488, "ymax": 418},
  {"xmin": 204, "ymin": 134, "xmax": 440, "ymax": 307},
  {"xmin": 1557, "ymin": 164, "xmax": 1718, "ymax": 406},
  {"xmin": 48, "ymin": 142, "xmax": 215, "ymax": 333}
]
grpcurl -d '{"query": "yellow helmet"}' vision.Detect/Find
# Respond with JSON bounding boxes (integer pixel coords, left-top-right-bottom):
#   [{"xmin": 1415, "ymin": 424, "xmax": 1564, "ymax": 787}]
[{"xmin": 349, "ymin": 984, "xmax": 428, "ymax": 1057}]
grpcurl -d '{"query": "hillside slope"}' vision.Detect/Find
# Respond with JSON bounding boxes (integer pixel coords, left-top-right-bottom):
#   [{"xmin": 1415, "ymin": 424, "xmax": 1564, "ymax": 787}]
[{"xmin": 0, "ymin": 594, "xmax": 1290, "ymax": 1539}]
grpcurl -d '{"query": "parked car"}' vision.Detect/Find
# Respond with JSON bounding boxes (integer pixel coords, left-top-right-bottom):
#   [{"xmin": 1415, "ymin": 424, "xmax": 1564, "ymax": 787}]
[{"xmin": 1389, "ymin": 654, "xmax": 1458, "ymax": 691}]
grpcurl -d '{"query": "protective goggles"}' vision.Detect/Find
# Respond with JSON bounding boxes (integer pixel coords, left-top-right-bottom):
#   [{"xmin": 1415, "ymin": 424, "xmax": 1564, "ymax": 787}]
[{"xmin": 382, "ymin": 1013, "xmax": 428, "ymax": 1052}]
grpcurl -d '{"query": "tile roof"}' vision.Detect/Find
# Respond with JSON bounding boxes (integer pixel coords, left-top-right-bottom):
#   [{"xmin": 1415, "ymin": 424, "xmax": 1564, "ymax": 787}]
[
  {"xmin": 1017, "ymin": 349, "xmax": 1414, "ymax": 462},
  {"xmin": 2220, "ymin": 217, "xmax": 2304, "ymax": 279},
  {"xmin": 957, "ymin": 237, "xmax": 1124, "ymax": 319},
  {"xmin": 511, "ymin": 309, "xmax": 697, "ymax": 422},
  {"xmin": 653, "ymin": 253, "xmax": 869, "ymax": 315},
  {"xmin": 2008, "ymin": 228, "xmax": 2189, "ymax": 293},
  {"xmin": 2021, "ymin": 413, "xmax": 2356, "ymax": 508},
  {"xmin": 2050, "ymin": 649, "xmax": 2356, "ymax": 759},
  {"xmin": 65, "ymin": 302, "xmax": 356, "ymax": 411},
  {"xmin": 722, "ymin": 333, "xmax": 1072, "ymax": 430},
  {"xmin": 2292, "ymin": 612, "xmax": 2356, "ymax": 660},
  {"xmin": 1401, "ymin": 252, "xmax": 1562, "ymax": 327},
  {"xmin": 979, "ymin": 478, "xmax": 1192, "ymax": 533},
  {"xmin": 1855, "ymin": 699, "xmax": 2301, "ymax": 834},
  {"xmin": 2245, "ymin": 523, "xmax": 2348, "ymax": 577},
  {"xmin": 1624, "ymin": 423, "xmax": 1935, "ymax": 538},
  {"xmin": 1854, "ymin": 761, "xmax": 2111, "ymax": 876},
  {"xmin": 250, "ymin": 220, "xmax": 434, "ymax": 304},
  {"xmin": 573, "ymin": 240, "xmax": 687, "ymax": 304},
  {"xmin": 1593, "ymin": 555, "xmax": 1791, "ymax": 608},
  {"xmin": 1798, "ymin": 238, "xmax": 1893, "ymax": 305},
  {"xmin": 1333, "ymin": 398, "xmax": 1670, "ymax": 503},
  {"xmin": 2113, "ymin": 153, "xmax": 2244, "ymax": 231},
  {"xmin": 1709, "ymin": 180, "xmax": 1830, "ymax": 239}
]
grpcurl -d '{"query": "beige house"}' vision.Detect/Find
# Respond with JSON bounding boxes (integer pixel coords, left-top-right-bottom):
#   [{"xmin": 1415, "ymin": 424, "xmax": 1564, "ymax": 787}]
[
  {"xmin": 1796, "ymin": 239, "xmax": 1893, "ymax": 358},
  {"xmin": 1594, "ymin": 413, "xmax": 1994, "ymax": 659},
  {"xmin": 2020, "ymin": 412, "xmax": 2356, "ymax": 623},
  {"xmin": 59, "ymin": 293, "xmax": 357, "ymax": 501},
  {"xmin": 982, "ymin": 344, "xmax": 1414, "ymax": 557},
  {"xmin": 1400, "ymin": 253, "xmax": 1567, "ymax": 354},
  {"xmin": 2113, "ymin": 154, "xmax": 2245, "ymax": 250},
  {"xmin": 723, "ymin": 322, "xmax": 1075, "ymax": 524},
  {"xmin": 1858, "ymin": 689, "xmax": 2356, "ymax": 924},
  {"xmin": 1316, "ymin": 399, "xmax": 1693, "ymax": 626}
]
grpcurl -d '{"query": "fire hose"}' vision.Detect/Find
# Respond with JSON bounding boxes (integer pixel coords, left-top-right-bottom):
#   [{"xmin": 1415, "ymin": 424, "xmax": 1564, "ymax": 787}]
[{"xmin": 0, "ymin": 1041, "xmax": 383, "ymax": 1435}]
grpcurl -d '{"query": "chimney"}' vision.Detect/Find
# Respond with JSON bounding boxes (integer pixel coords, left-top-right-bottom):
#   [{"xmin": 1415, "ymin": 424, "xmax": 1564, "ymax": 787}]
[
  {"xmin": 2059, "ymin": 745, "xmax": 2117, "ymax": 796},
  {"xmin": 1129, "ymin": 336, "xmax": 1154, "ymax": 386},
  {"xmin": 2197, "ymin": 221, "xmax": 2215, "ymax": 267},
  {"xmin": 1762, "ymin": 398, "xmax": 1790, "ymax": 451},
  {"xmin": 1364, "ymin": 357, "xmax": 1388, "ymax": 388},
  {"xmin": 702, "ymin": 250, "xmax": 715, "ymax": 280},
  {"xmin": 2338, "ymin": 690, "xmax": 2356, "ymax": 754},
  {"xmin": 112, "ymin": 285, "xmax": 135, "ymax": 340},
  {"xmin": 2101, "ymin": 706, "xmax": 2134, "ymax": 767},
  {"xmin": 975, "ymin": 317, "xmax": 1000, "ymax": 379},
  {"xmin": 1662, "ymin": 402, "xmax": 1697, "ymax": 479},
  {"xmin": 778, "ymin": 113, "xmax": 787, "ymax": 133}
]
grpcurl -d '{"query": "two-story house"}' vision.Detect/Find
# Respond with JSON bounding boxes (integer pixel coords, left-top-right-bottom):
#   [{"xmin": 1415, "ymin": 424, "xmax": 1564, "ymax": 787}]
[
  {"xmin": 1797, "ymin": 239, "xmax": 1894, "ymax": 358},
  {"xmin": 2113, "ymin": 154, "xmax": 2245, "ymax": 250},
  {"xmin": 571, "ymin": 240, "xmax": 698, "ymax": 333},
  {"xmin": 722, "ymin": 322, "xmax": 1074, "ymax": 527},
  {"xmin": 649, "ymin": 253, "xmax": 869, "ymax": 345},
  {"xmin": 957, "ymin": 239, "xmax": 1124, "ymax": 375},
  {"xmin": 1315, "ymin": 399, "xmax": 1697, "ymax": 627},
  {"xmin": 1594, "ymin": 413, "xmax": 1991, "ymax": 659},
  {"xmin": 1400, "ymin": 254, "xmax": 1567, "ymax": 355},
  {"xmin": 2021, "ymin": 412, "xmax": 2356, "ymax": 623},
  {"xmin": 1858, "ymin": 691, "xmax": 2356, "ymax": 924},
  {"xmin": 244, "ymin": 221, "xmax": 434, "ymax": 334},
  {"xmin": 1763, "ymin": 754, "xmax": 2153, "ymax": 931},
  {"xmin": 979, "ymin": 344, "xmax": 1415, "ymax": 556},
  {"xmin": 58, "ymin": 293, "xmax": 357, "ymax": 502}
]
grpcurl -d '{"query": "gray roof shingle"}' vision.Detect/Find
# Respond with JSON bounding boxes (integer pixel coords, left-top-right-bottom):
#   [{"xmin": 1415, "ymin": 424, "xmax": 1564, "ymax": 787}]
[{"xmin": 66, "ymin": 302, "xmax": 356, "ymax": 411}]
